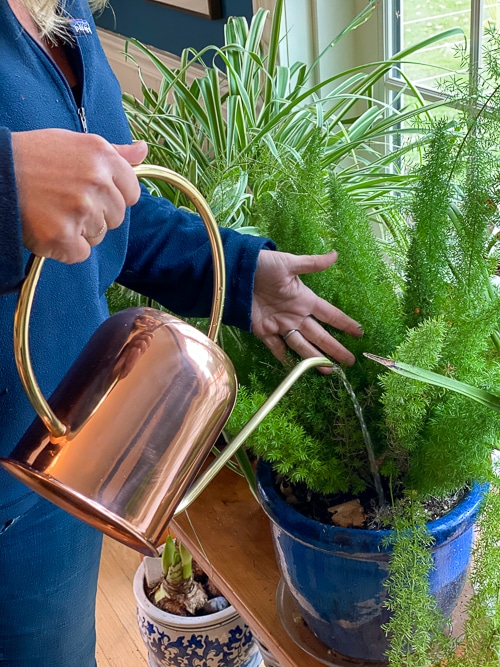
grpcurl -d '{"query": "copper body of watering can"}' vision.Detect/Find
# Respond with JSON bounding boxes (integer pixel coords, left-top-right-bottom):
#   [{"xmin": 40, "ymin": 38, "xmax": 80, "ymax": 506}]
[{"xmin": 0, "ymin": 165, "xmax": 332, "ymax": 557}]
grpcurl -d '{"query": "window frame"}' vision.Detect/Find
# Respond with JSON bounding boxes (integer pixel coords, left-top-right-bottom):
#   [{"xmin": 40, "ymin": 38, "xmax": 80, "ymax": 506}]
[{"xmin": 384, "ymin": 0, "xmax": 488, "ymax": 102}]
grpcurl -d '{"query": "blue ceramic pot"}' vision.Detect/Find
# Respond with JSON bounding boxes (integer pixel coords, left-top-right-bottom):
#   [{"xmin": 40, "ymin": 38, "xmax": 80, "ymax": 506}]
[{"xmin": 257, "ymin": 460, "xmax": 484, "ymax": 662}]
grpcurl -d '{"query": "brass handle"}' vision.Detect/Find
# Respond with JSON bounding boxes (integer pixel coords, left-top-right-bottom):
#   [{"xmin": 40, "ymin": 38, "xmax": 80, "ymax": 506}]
[{"xmin": 14, "ymin": 165, "xmax": 226, "ymax": 439}]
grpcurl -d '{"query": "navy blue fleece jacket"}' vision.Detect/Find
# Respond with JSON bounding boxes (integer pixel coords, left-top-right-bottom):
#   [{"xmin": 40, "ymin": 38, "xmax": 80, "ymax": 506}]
[{"xmin": 0, "ymin": 1, "xmax": 274, "ymax": 519}]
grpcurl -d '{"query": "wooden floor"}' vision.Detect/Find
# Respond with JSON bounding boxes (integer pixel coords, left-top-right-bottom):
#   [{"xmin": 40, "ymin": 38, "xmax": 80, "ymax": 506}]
[{"xmin": 96, "ymin": 537, "xmax": 149, "ymax": 666}]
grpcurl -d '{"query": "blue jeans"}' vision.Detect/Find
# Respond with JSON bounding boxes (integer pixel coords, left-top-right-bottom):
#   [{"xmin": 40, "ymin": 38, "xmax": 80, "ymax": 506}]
[{"xmin": 0, "ymin": 498, "xmax": 102, "ymax": 666}]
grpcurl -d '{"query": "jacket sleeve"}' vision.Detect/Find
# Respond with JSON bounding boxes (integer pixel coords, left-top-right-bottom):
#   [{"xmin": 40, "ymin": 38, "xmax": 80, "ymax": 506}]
[
  {"xmin": 0, "ymin": 127, "xmax": 24, "ymax": 294},
  {"xmin": 117, "ymin": 184, "xmax": 276, "ymax": 331}
]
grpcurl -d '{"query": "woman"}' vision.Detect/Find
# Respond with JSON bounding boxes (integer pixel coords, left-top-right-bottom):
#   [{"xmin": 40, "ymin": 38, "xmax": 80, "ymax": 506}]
[{"xmin": 0, "ymin": 1, "xmax": 362, "ymax": 664}]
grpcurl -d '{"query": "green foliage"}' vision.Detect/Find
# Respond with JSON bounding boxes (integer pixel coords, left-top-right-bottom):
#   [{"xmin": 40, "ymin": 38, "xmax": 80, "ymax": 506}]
[
  {"xmin": 227, "ymin": 375, "xmax": 368, "ymax": 495},
  {"xmin": 222, "ymin": 117, "xmax": 500, "ymax": 501},
  {"xmin": 119, "ymin": 0, "xmax": 495, "ymax": 499},
  {"xmin": 118, "ymin": 0, "xmax": 500, "ymax": 504},
  {"xmin": 446, "ymin": 482, "xmax": 500, "ymax": 666},
  {"xmin": 380, "ymin": 318, "xmax": 448, "ymax": 459},
  {"xmin": 402, "ymin": 109, "xmax": 500, "ymax": 493},
  {"xmin": 403, "ymin": 121, "xmax": 455, "ymax": 328},
  {"xmin": 408, "ymin": 399, "xmax": 497, "ymax": 497},
  {"xmin": 382, "ymin": 494, "xmax": 453, "ymax": 666},
  {"xmin": 117, "ymin": 6, "xmax": 500, "ymax": 664},
  {"xmin": 122, "ymin": 0, "xmax": 454, "ymax": 225},
  {"xmin": 252, "ymin": 131, "xmax": 330, "ymax": 257},
  {"xmin": 161, "ymin": 536, "xmax": 193, "ymax": 582},
  {"xmin": 106, "ymin": 282, "xmax": 150, "ymax": 313},
  {"xmin": 326, "ymin": 175, "xmax": 405, "ymax": 364}
]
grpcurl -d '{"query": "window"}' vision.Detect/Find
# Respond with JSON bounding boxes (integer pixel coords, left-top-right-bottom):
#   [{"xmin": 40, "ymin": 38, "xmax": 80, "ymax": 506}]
[{"xmin": 386, "ymin": 0, "xmax": 500, "ymax": 98}]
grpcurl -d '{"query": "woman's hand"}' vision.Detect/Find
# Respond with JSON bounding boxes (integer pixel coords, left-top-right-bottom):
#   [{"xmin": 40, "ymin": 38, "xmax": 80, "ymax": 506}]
[
  {"xmin": 12, "ymin": 129, "xmax": 148, "ymax": 263},
  {"xmin": 251, "ymin": 249, "xmax": 363, "ymax": 370}
]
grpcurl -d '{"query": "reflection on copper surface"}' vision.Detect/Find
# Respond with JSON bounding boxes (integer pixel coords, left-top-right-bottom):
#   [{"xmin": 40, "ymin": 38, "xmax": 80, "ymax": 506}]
[
  {"xmin": 2, "ymin": 308, "xmax": 237, "ymax": 555},
  {"xmin": 112, "ymin": 313, "xmax": 159, "ymax": 381}
]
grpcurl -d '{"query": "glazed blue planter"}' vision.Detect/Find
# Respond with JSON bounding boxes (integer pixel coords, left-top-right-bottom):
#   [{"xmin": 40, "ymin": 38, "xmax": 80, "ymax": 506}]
[{"xmin": 257, "ymin": 460, "xmax": 484, "ymax": 662}]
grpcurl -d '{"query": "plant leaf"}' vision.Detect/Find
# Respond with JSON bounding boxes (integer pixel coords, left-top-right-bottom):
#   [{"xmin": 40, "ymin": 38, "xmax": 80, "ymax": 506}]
[
  {"xmin": 161, "ymin": 535, "xmax": 177, "ymax": 575},
  {"xmin": 364, "ymin": 353, "xmax": 500, "ymax": 413}
]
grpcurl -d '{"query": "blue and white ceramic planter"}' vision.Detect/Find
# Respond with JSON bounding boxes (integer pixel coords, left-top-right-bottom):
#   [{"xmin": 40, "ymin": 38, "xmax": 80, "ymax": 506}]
[
  {"xmin": 134, "ymin": 560, "xmax": 262, "ymax": 667},
  {"xmin": 257, "ymin": 460, "xmax": 484, "ymax": 663}
]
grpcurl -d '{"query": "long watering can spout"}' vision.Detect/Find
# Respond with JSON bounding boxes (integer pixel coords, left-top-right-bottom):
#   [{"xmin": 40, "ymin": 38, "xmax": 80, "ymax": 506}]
[{"xmin": 0, "ymin": 165, "xmax": 332, "ymax": 556}]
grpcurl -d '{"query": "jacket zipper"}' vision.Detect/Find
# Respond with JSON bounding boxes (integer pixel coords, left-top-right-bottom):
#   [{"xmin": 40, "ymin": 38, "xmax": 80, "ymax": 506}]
[
  {"xmin": 21, "ymin": 25, "xmax": 87, "ymax": 133},
  {"xmin": 77, "ymin": 106, "xmax": 88, "ymax": 133}
]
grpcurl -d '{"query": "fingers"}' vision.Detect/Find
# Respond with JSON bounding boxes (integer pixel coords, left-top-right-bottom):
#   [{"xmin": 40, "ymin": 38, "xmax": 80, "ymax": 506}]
[
  {"xmin": 283, "ymin": 251, "xmax": 363, "ymax": 337},
  {"xmin": 113, "ymin": 140, "xmax": 149, "ymax": 167},
  {"xmin": 51, "ymin": 234, "xmax": 92, "ymax": 265},
  {"xmin": 284, "ymin": 249, "xmax": 339, "ymax": 276},
  {"xmin": 81, "ymin": 141, "xmax": 148, "ymax": 245},
  {"xmin": 258, "ymin": 333, "xmax": 289, "ymax": 366},
  {"xmin": 111, "ymin": 141, "xmax": 148, "ymax": 207},
  {"xmin": 251, "ymin": 248, "xmax": 363, "ymax": 370},
  {"xmin": 263, "ymin": 326, "xmax": 353, "ymax": 375},
  {"xmin": 84, "ymin": 220, "xmax": 108, "ymax": 247},
  {"xmin": 283, "ymin": 250, "xmax": 363, "ymax": 338},
  {"xmin": 12, "ymin": 130, "xmax": 148, "ymax": 264},
  {"xmin": 311, "ymin": 296, "xmax": 363, "ymax": 339},
  {"xmin": 81, "ymin": 141, "xmax": 148, "ymax": 241},
  {"xmin": 283, "ymin": 320, "xmax": 356, "ymax": 370}
]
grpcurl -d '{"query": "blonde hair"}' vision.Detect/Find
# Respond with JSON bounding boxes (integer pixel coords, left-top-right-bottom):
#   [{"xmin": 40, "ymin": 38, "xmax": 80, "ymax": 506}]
[{"xmin": 23, "ymin": 0, "xmax": 107, "ymax": 40}]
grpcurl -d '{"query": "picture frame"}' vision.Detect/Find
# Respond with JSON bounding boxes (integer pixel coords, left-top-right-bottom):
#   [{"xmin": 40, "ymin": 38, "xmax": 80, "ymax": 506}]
[{"xmin": 152, "ymin": 0, "xmax": 223, "ymax": 19}]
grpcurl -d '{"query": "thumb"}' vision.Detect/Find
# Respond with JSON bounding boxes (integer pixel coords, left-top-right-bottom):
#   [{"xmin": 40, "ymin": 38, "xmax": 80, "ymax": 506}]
[
  {"xmin": 112, "ymin": 140, "xmax": 149, "ymax": 166},
  {"xmin": 288, "ymin": 249, "xmax": 339, "ymax": 276}
]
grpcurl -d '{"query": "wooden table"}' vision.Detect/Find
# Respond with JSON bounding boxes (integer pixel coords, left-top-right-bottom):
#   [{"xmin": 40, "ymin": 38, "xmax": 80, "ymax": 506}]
[
  {"xmin": 171, "ymin": 462, "xmax": 372, "ymax": 667},
  {"xmin": 171, "ymin": 461, "xmax": 470, "ymax": 667}
]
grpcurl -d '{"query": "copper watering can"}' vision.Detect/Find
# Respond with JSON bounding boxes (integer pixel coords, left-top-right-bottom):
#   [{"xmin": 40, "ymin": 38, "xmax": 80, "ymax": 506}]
[{"xmin": 0, "ymin": 165, "xmax": 332, "ymax": 557}]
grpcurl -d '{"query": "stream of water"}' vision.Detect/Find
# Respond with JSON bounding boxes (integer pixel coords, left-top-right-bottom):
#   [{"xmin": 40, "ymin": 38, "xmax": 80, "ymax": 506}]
[{"xmin": 333, "ymin": 366, "xmax": 387, "ymax": 510}]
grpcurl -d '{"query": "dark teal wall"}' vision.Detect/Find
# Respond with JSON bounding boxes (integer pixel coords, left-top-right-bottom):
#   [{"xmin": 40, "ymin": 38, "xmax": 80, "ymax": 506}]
[{"xmin": 95, "ymin": 0, "xmax": 254, "ymax": 55}]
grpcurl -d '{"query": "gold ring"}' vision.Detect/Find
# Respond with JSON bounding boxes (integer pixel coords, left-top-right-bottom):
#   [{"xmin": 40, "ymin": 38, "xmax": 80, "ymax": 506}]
[
  {"xmin": 282, "ymin": 329, "xmax": 300, "ymax": 342},
  {"xmin": 87, "ymin": 220, "xmax": 107, "ymax": 240}
]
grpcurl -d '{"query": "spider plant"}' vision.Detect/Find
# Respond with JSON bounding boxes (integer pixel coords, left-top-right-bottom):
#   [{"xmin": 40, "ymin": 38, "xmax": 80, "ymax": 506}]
[
  {"xmin": 121, "ymin": 0, "xmax": 461, "ymax": 233},
  {"xmin": 115, "ymin": 0, "xmax": 478, "ymax": 523}
]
